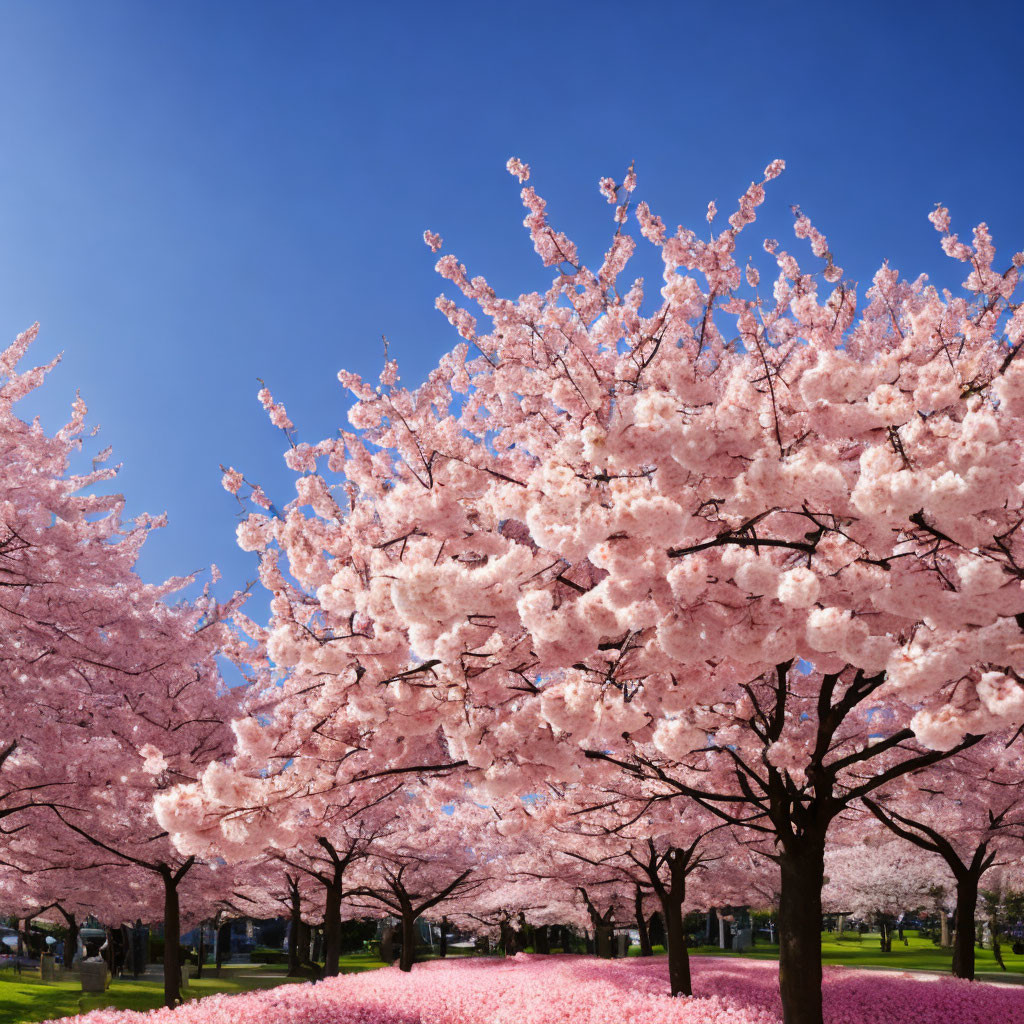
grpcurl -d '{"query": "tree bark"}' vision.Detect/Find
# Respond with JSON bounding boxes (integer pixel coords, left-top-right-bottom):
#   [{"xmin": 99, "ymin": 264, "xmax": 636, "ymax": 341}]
[
  {"xmin": 990, "ymin": 909, "xmax": 1006, "ymax": 970},
  {"xmin": 322, "ymin": 882, "xmax": 342, "ymax": 977},
  {"xmin": 952, "ymin": 871, "xmax": 980, "ymax": 980},
  {"xmin": 287, "ymin": 883, "xmax": 302, "ymax": 976},
  {"xmin": 161, "ymin": 871, "xmax": 182, "ymax": 1009},
  {"xmin": 439, "ymin": 916, "xmax": 449, "ymax": 958},
  {"xmin": 399, "ymin": 911, "xmax": 416, "ymax": 972},
  {"xmin": 648, "ymin": 910, "xmax": 664, "ymax": 949},
  {"xmin": 196, "ymin": 923, "xmax": 205, "ymax": 979},
  {"xmin": 636, "ymin": 888, "xmax": 653, "ymax": 956},
  {"xmin": 121, "ymin": 924, "xmax": 132, "ymax": 977},
  {"xmin": 60, "ymin": 911, "xmax": 78, "ymax": 969},
  {"xmin": 660, "ymin": 893, "xmax": 692, "ymax": 997},
  {"xmin": 878, "ymin": 915, "xmax": 892, "ymax": 953},
  {"xmin": 500, "ymin": 920, "xmax": 514, "ymax": 956},
  {"xmin": 777, "ymin": 832, "xmax": 826, "ymax": 1024},
  {"xmin": 215, "ymin": 920, "xmax": 231, "ymax": 969},
  {"xmin": 580, "ymin": 891, "xmax": 614, "ymax": 960}
]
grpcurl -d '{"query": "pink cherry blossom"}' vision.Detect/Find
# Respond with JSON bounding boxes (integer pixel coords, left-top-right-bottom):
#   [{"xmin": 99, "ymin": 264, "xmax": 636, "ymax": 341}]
[{"xmin": 506, "ymin": 156, "xmax": 530, "ymax": 182}]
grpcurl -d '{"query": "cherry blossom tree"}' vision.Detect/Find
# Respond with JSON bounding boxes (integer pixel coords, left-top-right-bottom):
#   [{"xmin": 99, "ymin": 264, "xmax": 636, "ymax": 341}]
[
  {"xmin": 200, "ymin": 859, "xmax": 322, "ymax": 976},
  {"xmin": 0, "ymin": 325, "xmax": 251, "ymax": 1005},
  {"xmin": 0, "ymin": 326, "xmax": 177, "ymax": 836},
  {"xmin": 346, "ymin": 795, "xmax": 490, "ymax": 972},
  {"xmin": 155, "ymin": 721, "xmax": 468, "ymax": 976},
  {"xmin": 436, "ymin": 815, "xmax": 592, "ymax": 956},
  {"xmin": 45, "ymin": 746, "xmax": 237, "ymax": 1006},
  {"xmin": 193, "ymin": 159, "xmax": 1023, "ymax": 1024},
  {"xmin": 494, "ymin": 780, "xmax": 767, "ymax": 995},
  {"xmin": 862, "ymin": 739, "xmax": 1024, "ymax": 977},
  {"xmin": 0, "ymin": 819, "xmax": 162, "ymax": 967},
  {"xmin": 453, "ymin": 866, "xmax": 584, "ymax": 955},
  {"xmin": 822, "ymin": 835, "xmax": 942, "ymax": 951}
]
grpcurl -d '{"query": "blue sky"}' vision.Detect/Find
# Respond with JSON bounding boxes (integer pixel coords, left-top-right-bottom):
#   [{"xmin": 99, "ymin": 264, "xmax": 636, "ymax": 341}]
[{"xmin": 1, "ymin": 0, "xmax": 1021, "ymax": 602}]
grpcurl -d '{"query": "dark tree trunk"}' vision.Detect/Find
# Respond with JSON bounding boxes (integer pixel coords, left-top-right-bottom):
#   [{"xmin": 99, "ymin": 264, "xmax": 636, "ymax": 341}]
[
  {"xmin": 636, "ymin": 888, "xmax": 653, "ymax": 957},
  {"xmin": 777, "ymin": 833, "xmax": 826, "ymax": 1024},
  {"xmin": 648, "ymin": 910, "xmax": 664, "ymax": 949},
  {"xmin": 399, "ymin": 912, "xmax": 416, "ymax": 972},
  {"xmin": 991, "ymin": 911, "xmax": 1006, "ymax": 971},
  {"xmin": 311, "ymin": 926, "xmax": 323, "ymax": 964},
  {"xmin": 878, "ymin": 915, "xmax": 892, "ymax": 953},
  {"xmin": 215, "ymin": 921, "xmax": 231, "ymax": 969},
  {"xmin": 439, "ymin": 916, "xmax": 449, "ymax": 958},
  {"xmin": 102, "ymin": 928, "xmax": 114, "ymax": 974},
  {"xmin": 534, "ymin": 924, "xmax": 550, "ymax": 954},
  {"xmin": 322, "ymin": 883, "xmax": 342, "ymax": 977},
  {"xmin": 287, "ymin": 884, "xmax": 302, "ymax": 976},
  {"xmin": 121, "ymin": 924, "xmax": 132, "ymax": 977},
  {"xmin": 581, "ymin": 893, "xmax": 614, "ymax": 960},
  {"xmin": 196, "ymin": 924, "xmax": 205, "ymax": 979},
  {"xmin": 952, "ymin": 871, "xmax": 980, "ymax": 981},
  {"xmin": 660, "ymin": 894, "xmax": 692, "ymax": 997},
  {"xmin": 133, "ymin": 919, "xmax": 146, "ymax": 977},
  {"xmin": 62, "ymin": 913, "xmax": 78, "ymax": 969},
  {"xmin": 162, "ymin": 872, "xmax": 182, "ymax": 1009}
]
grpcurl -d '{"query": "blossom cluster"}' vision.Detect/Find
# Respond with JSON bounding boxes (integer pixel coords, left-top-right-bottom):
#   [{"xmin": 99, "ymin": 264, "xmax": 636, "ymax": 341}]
[{"xmin": 44, "ymin": 955, "xmax": 1024, "ymax": 1024}]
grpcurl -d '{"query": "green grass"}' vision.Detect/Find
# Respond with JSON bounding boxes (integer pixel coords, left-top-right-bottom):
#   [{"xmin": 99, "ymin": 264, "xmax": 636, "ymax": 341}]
[
  {"xmin": 681, "ymin": 929, "xmax": 1024, "ymax": 981},
  {"xmin": 0, "ymin": 954, "xmax": 387, "ymax": 1023},
  {"xmin": 332, "ymin": 952, "xmax": 389, "ymax": 974}
]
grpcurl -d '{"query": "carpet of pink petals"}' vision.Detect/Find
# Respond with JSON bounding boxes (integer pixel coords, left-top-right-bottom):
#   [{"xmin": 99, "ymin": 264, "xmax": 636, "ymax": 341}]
[{"xmin": 44, "ymin": 954, "xmax": 1024, "ymax": 1024}]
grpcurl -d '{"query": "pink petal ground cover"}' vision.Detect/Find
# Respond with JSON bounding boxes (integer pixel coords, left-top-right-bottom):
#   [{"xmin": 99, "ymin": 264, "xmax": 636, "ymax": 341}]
[{"xmin": 44, "ymin": 954, "xmax": 1024, "ymax": 1024}]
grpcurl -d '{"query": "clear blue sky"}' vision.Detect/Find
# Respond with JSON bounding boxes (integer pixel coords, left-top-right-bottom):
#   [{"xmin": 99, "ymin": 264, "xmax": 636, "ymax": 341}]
[{"xmin": 1, "ymin": 0, "xmax": 1021, "ymax": 600}]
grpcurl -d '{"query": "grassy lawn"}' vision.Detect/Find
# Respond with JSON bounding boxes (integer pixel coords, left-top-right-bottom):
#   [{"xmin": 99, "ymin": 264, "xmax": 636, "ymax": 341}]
[
  {"xmin": 0, "ymin": 954, "xmax": 387, "ymax": 1023},
  {"xmin": 682, "ymin": 929, "xmax": 1024, "ymax": 981}
]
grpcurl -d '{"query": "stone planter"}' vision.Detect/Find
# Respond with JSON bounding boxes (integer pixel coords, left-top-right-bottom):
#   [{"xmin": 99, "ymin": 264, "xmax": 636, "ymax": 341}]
[{"xmin": 80, "ymin": 961, "xmax": 109, "ymax": 993}]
